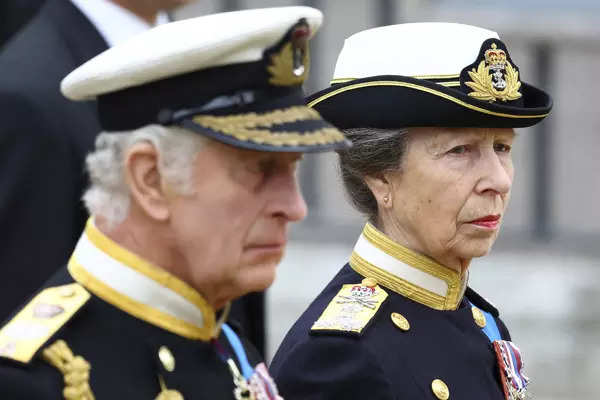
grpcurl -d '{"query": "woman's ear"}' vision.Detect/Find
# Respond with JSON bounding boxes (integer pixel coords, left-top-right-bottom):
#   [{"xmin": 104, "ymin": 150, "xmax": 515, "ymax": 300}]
[
  {"xmin": 124, "ymin": 142, "xmax": 170, "ymax": 221},
  {"xmin": 364, "ymin": 172, "xmax": 393, "ymax": 209}
]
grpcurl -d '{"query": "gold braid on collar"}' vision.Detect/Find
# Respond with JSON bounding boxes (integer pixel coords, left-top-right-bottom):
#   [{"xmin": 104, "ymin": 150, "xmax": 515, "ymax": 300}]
[{"xmin": 350, "ymin": 223, "xmax": 467, "ymax": 310}]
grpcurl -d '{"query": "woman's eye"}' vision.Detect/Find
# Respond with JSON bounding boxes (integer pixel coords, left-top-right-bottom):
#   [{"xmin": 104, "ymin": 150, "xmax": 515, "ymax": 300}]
[
  {"xmin": 448, "ymin": 145, "xmax": 468, "ymax": 155},
  {"xmin": 494, "ymin": 143, "xmax": 512, "ymax": 153}
]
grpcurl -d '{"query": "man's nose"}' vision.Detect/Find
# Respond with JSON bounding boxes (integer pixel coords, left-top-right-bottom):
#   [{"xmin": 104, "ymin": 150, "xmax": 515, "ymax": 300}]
[{"xmin": 269, "ymin": 173, "xmax": 308, "ymax": 222}]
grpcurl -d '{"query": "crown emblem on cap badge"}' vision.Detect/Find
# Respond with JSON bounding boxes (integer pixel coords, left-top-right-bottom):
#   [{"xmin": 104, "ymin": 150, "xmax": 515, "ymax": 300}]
[
  {"xmin": 267, "ymin": 23, "xmax": 310, "ymax": 86},
  {"xmin": 465, "ymin": 43, "xmax": 522, "ymax": 102}
]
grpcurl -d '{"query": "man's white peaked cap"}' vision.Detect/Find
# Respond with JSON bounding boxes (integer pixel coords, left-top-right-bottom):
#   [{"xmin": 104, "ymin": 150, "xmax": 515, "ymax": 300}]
[{"xmin": 62, "ymin": 6, "xmax": 323, "ymax": 100}]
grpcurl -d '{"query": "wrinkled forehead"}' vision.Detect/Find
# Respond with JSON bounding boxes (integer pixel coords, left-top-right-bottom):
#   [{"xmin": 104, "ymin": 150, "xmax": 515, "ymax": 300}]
[
  {"xmin": 411, "ymin": 126, "xmax": 515, "ymax": 142},
  {"xmin": 403, "ymin": 127, "xmax": 515, "ymax": 156}
]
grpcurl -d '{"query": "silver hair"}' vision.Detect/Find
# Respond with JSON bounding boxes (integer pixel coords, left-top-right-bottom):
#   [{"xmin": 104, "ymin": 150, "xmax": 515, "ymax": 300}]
[
  {"xmin": 337, "ymin": 127, "xmax": 410, "ymax": 223},
  {"xmin": 83, "ymin": 124, "xmax": 206, "ymax": 227}
]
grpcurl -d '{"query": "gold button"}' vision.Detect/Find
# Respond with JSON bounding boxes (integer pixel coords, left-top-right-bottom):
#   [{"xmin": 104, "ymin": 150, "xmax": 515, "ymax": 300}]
[
  {"xmin": 361, "ymin": 277, "xmax": 377, "ymax": 287},
  {"xmin": 59, "ymin": 287, "xmax": 75, "ymax": 298},
  {"xmin": 390, "ymin": 312, "xmax": 410, "ymax": 331},
  {"xmin": 471, "ymin": 306, "xmax": 487, "ymax": 328},
  {"xmin": 158, "ymin": 346, "xmax": 176, "ymax": 372},
  {"xmin": 431, "ymin": 379, "xmax": 450, "ymax": 400}
]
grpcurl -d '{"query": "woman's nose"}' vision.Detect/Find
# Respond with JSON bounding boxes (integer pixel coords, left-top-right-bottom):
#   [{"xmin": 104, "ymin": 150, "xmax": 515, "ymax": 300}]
[{"xmin": 475, "ymin": 152, "xmax": 513, "ymax": 196}]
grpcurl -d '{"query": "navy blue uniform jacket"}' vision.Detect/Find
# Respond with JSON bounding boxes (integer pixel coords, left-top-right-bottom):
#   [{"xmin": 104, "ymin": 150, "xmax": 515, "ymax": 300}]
[{"xmin": 271, "ymin": 264, "xmax": 511, "ymax": 399}]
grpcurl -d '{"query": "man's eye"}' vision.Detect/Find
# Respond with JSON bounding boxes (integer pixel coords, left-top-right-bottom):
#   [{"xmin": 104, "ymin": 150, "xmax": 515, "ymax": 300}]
[
  {"xmin": 245, "ymin": 163, "xmax": 263, "ymax": 175},
  {"xmin": 259, "ymin": 160, "xmax": 276, "ymax": 175},
  {"xmin": 494, "ymin": 143, "xmax": 512, "ymax": 153},
  {"xmin": 448, "ymin": 145, "xmax": 468, "ymax": 155}
]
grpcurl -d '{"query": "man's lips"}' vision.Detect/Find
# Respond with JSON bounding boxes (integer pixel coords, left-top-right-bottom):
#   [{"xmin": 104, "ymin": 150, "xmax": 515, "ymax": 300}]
[
  {"xmin": 244, "ymin": 239, "xmax": 287, "ymax": 251},
  {"xmin": 243, "ymin": 242, "xmax": 286, "ymax": 261},
  {"xmin": 467, "ymin": 215, "xmax": 501, "ymax": 228}
]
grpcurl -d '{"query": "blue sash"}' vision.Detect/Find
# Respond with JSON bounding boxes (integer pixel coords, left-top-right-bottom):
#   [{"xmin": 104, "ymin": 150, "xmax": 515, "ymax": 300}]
[
  {"xmin": 469, "ymin": 301, "xmax": 530, "ymax": 399},
  {"xmin": 222, "ymin": 323, "xmax": 254, "ymax": 379},
  {"xmin": 470, "ymin": 302, "xmax": 502, "ymax": 342}
]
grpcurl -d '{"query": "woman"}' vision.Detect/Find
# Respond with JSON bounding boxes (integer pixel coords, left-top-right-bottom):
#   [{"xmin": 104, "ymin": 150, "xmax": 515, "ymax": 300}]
[{"xmin": 270, "ymin": 23, "xmax": 552, "ymax": 400}]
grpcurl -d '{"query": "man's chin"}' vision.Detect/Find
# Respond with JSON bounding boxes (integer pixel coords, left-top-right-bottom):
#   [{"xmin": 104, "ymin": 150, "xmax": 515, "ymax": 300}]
[{"xmin": 236, "ymin": 261, "xmax": 279, "ymax": 293}]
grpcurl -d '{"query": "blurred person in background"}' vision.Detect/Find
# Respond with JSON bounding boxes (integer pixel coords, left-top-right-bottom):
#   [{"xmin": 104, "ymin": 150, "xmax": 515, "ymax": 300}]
[
  {"xmin": 0, "ymin": 7, "xmax": 348, "ymax": 398},
  {"xmin": 0, "ymin": 1, "xmax": 45, "ymax": 48},
  {"xmin": 0, "ymin": 0, "xmax": 174, "ymax": 318},
  {"xmin": 271, "ymin": 23, "xmax": 552, "ymax": 400}
]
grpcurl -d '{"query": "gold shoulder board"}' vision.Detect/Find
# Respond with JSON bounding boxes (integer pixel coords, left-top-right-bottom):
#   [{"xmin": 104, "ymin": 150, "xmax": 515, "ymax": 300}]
[
  {"xmin": 311, "ymin": 278, "xmax": 388, "ymax": 335},
  {"xmin": 0, "ymin": 283, "xmax": 90, "ymax": 363}
]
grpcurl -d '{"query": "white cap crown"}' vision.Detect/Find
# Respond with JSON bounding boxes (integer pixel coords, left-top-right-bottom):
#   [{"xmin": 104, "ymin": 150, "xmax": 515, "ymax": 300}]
[
  {"xmin": 62, "ymin": 6, "xmax": 323, "ymax": 100},
  {"xmin": 332, "ymin": 22, "xmax": 499, "ymax": 80}
]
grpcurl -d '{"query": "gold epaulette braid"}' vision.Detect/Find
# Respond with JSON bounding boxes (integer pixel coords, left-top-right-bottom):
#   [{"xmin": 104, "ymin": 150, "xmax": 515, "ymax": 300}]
[{"xmin": 42, "ymin": 340, "xmax": 95, "ymax": 400}]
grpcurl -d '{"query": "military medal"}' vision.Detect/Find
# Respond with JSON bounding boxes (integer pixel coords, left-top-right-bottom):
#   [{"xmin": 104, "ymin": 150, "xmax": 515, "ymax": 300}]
[
  {"xmin": 226, "ymin": 358, "xmax": 253, "ymax": 400},
  {"xmin": 493, "ymin": 341, "xmax": 530, "ymax": 400},
  {"xmin": 213, "ymin": 324, "xmax": 283, "ymax": 400},
  {"xmin": 224, "ymin": 355, "xmax": 282, "ymax": 400},
  {"xmin": 469, "ymin": 301, "xmax": 530, "ymax": 400}
]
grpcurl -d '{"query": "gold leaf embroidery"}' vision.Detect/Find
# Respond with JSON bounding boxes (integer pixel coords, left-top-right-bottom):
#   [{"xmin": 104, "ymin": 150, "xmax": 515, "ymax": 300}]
[
  {"xmin": 267, "ymin": 42, "xmax": 309, "ymax": 87},
  {"xmin": 193, "ymin": 106, "xmax": 345, "ymax": 147},
  {"xmin": 465, "ymin": 60, "xmax": 522, "ymax": 102}
]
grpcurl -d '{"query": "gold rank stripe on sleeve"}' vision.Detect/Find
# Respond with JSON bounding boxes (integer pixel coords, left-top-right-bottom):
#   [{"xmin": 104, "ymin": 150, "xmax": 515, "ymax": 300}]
[
  {"xmin": 0, "ymin": 283, "xmax": 90, "ymax": 363},
  {"xmin": 311, "ymin": 281, "xmax": 388, "ymax": 335}
]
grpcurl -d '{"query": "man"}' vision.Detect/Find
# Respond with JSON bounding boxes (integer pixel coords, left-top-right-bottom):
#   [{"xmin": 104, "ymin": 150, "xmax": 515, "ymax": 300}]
[
  {"xmin": 0, "ymin": 0, "xmax": 45, "ymax": 48},
  {"xmin": 270, "ymin": 23, "xmax": 552, "ymax": 400},
  {"xmin": 0, "ymin": 0, "xmax": 267, "ymax": 354},
  {"xmin": 0, "ymin": 7, "xmax": 349, "ymax": 398}
]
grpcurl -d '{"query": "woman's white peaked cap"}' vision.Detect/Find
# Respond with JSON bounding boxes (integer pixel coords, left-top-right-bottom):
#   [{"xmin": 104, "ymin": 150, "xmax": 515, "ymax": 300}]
[{"xmin": 333, "ymin": 22, "xmax": 499, "ymax": 80}]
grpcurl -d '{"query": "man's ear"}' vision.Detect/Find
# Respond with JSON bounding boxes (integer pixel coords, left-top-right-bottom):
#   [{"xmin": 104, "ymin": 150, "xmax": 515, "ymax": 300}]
[
  {"xmin": 364, "ymin": 172, "xmax": 393, "ymax": 209},
  {"xmin": 124, "ymin": 142, "xmax": 170, "ymax": 221}
]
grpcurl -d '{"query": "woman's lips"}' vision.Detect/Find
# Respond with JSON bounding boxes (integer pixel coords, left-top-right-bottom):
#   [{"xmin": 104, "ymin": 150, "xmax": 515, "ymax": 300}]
[{"xmin": 467, "ymin": 215, "xmax": 501, "ymax": 229}]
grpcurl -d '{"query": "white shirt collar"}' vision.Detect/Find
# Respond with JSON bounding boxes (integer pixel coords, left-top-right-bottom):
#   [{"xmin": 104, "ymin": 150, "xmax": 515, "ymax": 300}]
[{"xmin": 70, "ymin": 0, "xmax": 169, "ymax": 47}]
